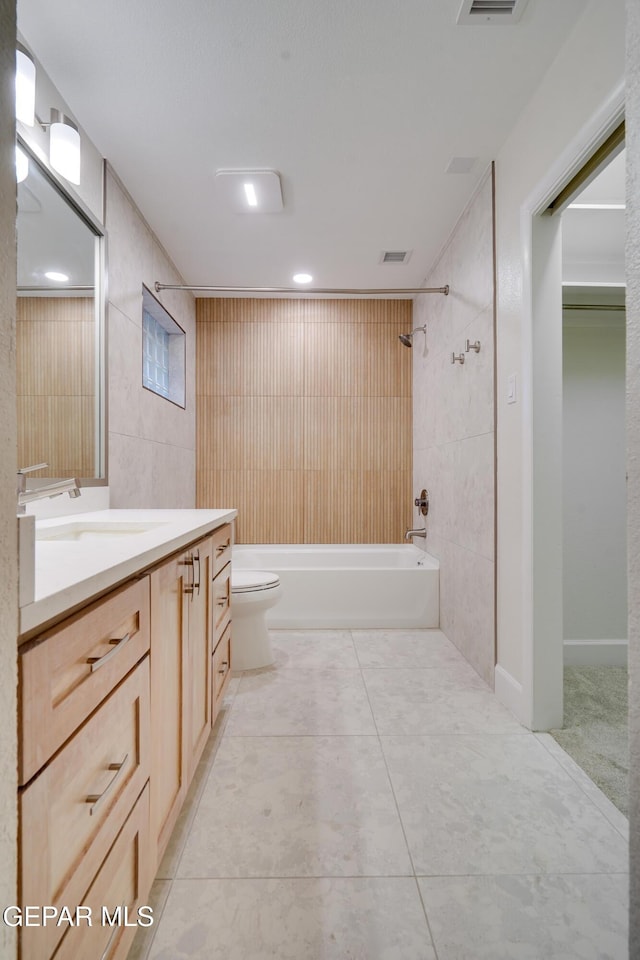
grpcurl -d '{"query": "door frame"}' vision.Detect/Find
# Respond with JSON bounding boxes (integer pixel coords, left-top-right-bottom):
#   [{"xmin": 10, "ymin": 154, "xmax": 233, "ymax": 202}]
[{"xmin": 519, "ymin": 82, "xmax": 625, "ymax": 730}]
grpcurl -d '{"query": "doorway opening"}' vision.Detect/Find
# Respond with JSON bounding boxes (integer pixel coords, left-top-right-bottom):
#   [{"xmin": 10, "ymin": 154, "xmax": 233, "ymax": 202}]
[
  {"xmin": 528, "ymin": 116, "xmax": 627, "ymax": 813},
  {"xmin": 552, "ymin": 149, "xmax": 628, "ymax": 814}
]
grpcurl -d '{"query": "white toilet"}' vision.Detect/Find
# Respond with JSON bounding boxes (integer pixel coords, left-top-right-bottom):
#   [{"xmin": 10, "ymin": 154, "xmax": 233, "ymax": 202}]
[{"xmin": 231, "ymin": 569, "xmax": 282, "ymax": 670}]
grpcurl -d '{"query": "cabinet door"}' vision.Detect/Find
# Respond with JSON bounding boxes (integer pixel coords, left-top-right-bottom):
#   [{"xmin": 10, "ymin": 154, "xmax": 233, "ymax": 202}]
[
  {"xmin": 20, "ymin": 659, "xmax": 150, "ymax": 960},
  {"xmin": 185, "ymin": 537, "xmax": 213, "ymax": 782},
  {"xmin": 149, "ymin": 549, "xmax": 190, "ymax": 868},
  {"xmin": 41, "ymin": 784, "xmax": 152, "ymax": 960}
]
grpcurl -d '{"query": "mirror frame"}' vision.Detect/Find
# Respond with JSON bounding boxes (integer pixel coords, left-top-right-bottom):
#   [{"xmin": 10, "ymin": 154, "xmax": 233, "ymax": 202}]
[{"xmin": 16, "ymin": 133, "xmax": 107, "ymax": 485}]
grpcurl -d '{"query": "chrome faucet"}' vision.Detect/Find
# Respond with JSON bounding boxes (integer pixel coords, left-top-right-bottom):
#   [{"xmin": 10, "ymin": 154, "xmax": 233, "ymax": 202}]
[
  {"xmin": 17, "ymin": 463, "xmax": 81, "ymax": 514},
  {"xmin": 404, "ymin": 528, "xmax": 426, "ymax": 540}
]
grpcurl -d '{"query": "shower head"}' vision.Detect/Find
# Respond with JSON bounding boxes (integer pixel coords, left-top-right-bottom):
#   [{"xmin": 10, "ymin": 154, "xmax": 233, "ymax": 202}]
[{"xmin": 398, "ymin": 325, "xmax": 427, "ymax": 348}]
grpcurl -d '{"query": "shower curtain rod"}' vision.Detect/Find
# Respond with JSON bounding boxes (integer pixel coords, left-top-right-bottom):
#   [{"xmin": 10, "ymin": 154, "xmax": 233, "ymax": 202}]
[{"xmin": 154, "ymin": 282, "xmax": 450, "ymax": 296}]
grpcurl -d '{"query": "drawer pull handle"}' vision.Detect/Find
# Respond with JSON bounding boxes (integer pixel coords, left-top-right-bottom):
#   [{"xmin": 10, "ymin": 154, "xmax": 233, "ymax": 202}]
[
  {"xmin": 218, "ymin": 659, "xmax": 229, "ymax": 675},
  {"xmin": 86, "ymin": 754, "xmax": 129, "ymax": 815},
  {"xmin": 217, "ymin": 597, "xmax": 227, "ymax": 607},
  {"xmin": 182, "ymin": 553, "xmax": 201, "ymax": 597},
  {"xmin": 216, "ymin": 543, "xmax": 229, "ymax": 555},
  {"xmin": 100, "ymin": 903, "xmax": 126, "ymax": 960},
  {"xmin": 87, "ymin": 633, "xmax": 131, "ymax": 672},
  {"xmin": 194, "ymin": 549, "xmax": 201, "ymax": 596}
]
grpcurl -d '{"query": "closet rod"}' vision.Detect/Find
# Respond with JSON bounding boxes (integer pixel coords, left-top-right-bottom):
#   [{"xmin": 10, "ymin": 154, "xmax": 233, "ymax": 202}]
[{"xmin": 563, "ymin": 303, "xmax": 625, "ymax": 311}]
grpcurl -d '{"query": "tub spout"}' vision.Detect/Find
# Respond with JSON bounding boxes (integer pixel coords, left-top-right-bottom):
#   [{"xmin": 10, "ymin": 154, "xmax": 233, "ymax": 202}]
[{"xmin": 405, "ymin": 528, "xmax": 426, "ymax": 540}]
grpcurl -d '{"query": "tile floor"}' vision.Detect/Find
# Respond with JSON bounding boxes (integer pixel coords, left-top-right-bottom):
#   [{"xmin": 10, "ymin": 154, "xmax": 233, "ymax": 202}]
[{"xmin": 131, "ymin": 629, "xmax": 629, "ymax": 960}]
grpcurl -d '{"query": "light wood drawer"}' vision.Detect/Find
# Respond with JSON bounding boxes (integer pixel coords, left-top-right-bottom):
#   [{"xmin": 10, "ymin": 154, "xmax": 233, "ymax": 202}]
[
  {"xmin": 19, "ymin": 577, "xmax": 150, "ymax": 785},
  {"xmin": 20, "ymin": 658, "xmax": 150, "ymax": 960},
  {"xmin": 212, "ymin": 563, "xmax": 231, "ymax": 638},
  {"xmin": 21, "ymin": 784, "xmax": 152, "ymax": 960},
  {"xmin": 213, "ymin": 621, "xmax": 232, "ymax": 714},
  {"xmin": 211, "ymin": 523, "xmax": 232, "ymax": 578}
]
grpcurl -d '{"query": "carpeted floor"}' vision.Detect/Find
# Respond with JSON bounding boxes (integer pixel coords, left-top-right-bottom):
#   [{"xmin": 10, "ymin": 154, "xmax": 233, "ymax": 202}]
[{"xmin": 550, "ymin": 666, "xmax": 629, "ymax": 816}]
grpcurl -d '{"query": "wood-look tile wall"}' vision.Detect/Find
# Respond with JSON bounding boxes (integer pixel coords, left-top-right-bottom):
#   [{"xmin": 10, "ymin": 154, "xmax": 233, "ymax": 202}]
[
  {"xmin": 197, "ymin": 299, "xmax": 413, "ymax": 543},
  {"xmin": 16, "ymin": 297, "xmax": 95, "ymax": 477}
]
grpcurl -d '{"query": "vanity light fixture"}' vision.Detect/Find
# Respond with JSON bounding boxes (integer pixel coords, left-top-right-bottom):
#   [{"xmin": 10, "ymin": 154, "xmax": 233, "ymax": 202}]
[
  {"xmin": 293, "ymin": 273, "xmax": 313, "ymax": 284},
  {"xmin": 15, "ymin": 145, "xmax": 28, "ymax": 183},
  {"xmin": 16, "ymin": 43, "xmax": 36, "ymax": 126},
  {"xmin": 44, "ymin": 271, "xmax": 69, "ymax": 283},
  {"xmin": 47, "ymin": 110, "xmax": 81, "ymax": 185}
]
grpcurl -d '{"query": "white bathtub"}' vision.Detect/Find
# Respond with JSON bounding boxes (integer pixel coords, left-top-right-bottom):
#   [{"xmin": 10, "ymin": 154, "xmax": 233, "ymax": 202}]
[{"xmin": 232, "ymin": 544, "xmax": 439, "ymax": 629}]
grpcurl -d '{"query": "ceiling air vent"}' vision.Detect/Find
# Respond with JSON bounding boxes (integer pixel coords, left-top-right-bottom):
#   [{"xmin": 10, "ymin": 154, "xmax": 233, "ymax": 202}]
[
  {"xmin": 457, "ymin": 0, "xmax": 529, "ymax": 25},
  {"xmin": 380, "ymin": 250, "xmax": 412, "ymax": 264}
]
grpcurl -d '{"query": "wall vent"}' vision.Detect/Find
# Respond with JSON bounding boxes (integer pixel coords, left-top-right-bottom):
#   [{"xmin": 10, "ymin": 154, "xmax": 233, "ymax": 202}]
[
  {"xmin": 457, "ymin": 0, "xmax": 529, "ymax": 25},
  {"xmin": 380, "ymin": 250, "xmax": 412, "ymax": 264}
]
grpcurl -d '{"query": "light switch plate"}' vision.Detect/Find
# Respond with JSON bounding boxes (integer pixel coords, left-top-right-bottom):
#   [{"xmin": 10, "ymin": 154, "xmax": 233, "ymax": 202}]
[{"xmin": 507, "ymin": 373, "xmax": 517, "ymax": 404}]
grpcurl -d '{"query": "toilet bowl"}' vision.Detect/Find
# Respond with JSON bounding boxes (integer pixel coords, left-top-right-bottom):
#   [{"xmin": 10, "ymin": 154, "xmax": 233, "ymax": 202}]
[{"xmin": 231, "ymin": 569, "xmax": 282, "ymax": 670}]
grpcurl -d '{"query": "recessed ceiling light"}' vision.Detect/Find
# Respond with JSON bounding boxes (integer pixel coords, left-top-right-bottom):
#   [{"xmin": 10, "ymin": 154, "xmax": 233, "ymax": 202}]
[
  {"xmin": 445, "ymin": 157, "xmax": 478, "ymax": 174},
  {"xmin": 244, "ymin": 183, "xmax": 257, "ymax": 207},
  {"xmin": 293, "ymin": 273, "xmax": 313, "ymax": 284},
  {"xmin": 215, "ymin": 169, "xmax": 283, "ymax": 213},
  {"xmin": 45, "ymin": 271, "xmax": 69, "ymax": 282}
]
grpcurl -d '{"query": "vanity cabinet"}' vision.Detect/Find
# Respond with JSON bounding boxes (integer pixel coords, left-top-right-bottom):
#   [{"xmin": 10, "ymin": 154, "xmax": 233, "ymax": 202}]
[
  {"xmin": 18, "ymin": 581, "xmax": 152, "ymax": 960},
  {"xmin": 149, "ymin": 535, "xmax": 215, "ymax": 868},
  {"xmin": 17, "ymin": 517, "xmax": 234, "ymax": 960},
  {"xmin": 211, "ymin": 524, "xmax": 233, "ymax": 721}
]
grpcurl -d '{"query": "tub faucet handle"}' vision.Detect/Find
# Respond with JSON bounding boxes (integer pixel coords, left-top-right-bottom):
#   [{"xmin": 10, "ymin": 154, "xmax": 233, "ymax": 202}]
[{"xmin": 414, "ymin": 489, "xmax": 429, "ymax": 516}]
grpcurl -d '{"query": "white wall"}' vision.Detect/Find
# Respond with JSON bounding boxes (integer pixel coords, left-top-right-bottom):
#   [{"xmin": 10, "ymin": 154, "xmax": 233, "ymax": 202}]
[
  {"xmin": 0, "ymin": 1, "xmax": 19, "ymax": 955},
  {"xmin": 493, "ymin": 0, "xmax": 625, "ymax": 724},
  {"xmin": 105, "ymin": 166, "xmax": 196, "ymax": 507},
  {"xmin": 413, "ymin": 168, "xmax": 495, "ymax": 686},
  {"xmin": 563, "ymin": 315, "xmax": 627, "ymax": 644},
  {"xmin": 626, "ymin": 0, "xmax": 640, "ymax": 951}
]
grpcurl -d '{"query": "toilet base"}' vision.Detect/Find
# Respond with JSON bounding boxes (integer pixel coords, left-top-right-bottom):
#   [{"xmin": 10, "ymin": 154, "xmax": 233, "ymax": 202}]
[{"xmin": 232, "ymin": 616, "xmax": 274, "ymax": 671}]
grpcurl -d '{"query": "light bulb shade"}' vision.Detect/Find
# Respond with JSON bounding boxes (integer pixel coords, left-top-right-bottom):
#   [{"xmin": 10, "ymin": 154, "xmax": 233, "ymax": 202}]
[
  {"xmin": 16, "ymin": 44, "xmax": 36, "ymax": 126},
  {"xmin": 49, "ymin": 110, "xmax": 81, "ymax": 184},
  {"xmin": 16, "ymin": 145, "xmax": 28, "ymax": 183}
]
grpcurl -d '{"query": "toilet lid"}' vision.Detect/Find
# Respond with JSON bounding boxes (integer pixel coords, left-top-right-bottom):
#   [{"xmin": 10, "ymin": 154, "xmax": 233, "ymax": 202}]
[{"xmin": 231, "ymin": 570, "xmax": 280, "ymax": 593}]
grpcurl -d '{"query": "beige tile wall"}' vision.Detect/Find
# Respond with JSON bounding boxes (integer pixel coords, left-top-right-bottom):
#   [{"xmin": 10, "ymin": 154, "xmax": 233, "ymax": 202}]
[
  {"xmin": 413, "ymin": 168, "xmax": 496, "ymax": 685},
  {"xmin": 105, "ymin": 166, "xmax": 196, "ymax": 507},
  {"xmin": 196, "ymin": 298, "xmax": 412, "ymax": 543}
]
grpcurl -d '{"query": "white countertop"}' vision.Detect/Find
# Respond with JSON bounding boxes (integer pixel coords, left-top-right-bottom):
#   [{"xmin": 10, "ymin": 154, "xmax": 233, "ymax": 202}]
[{"xmin": 20, "ymin": 508, "xmax": 237, "ymax": 638}]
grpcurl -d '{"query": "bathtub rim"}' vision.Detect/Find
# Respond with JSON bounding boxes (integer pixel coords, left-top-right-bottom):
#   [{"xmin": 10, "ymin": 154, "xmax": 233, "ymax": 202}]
[{"xmin": 232, "ymin": 543, "xmax": 440, "ymax": 572}]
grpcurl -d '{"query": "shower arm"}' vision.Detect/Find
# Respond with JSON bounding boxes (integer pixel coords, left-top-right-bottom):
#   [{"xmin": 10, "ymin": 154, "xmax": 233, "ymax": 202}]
[{"xmin": 154, "ymin": 282, "xmax": 450, "ymax": 296}]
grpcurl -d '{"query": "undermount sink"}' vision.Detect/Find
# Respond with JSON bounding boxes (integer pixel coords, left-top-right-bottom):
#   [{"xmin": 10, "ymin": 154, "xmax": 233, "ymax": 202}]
[{"xmin": 36, "ymin": 520, "xmax": 169, "ymax": 542}]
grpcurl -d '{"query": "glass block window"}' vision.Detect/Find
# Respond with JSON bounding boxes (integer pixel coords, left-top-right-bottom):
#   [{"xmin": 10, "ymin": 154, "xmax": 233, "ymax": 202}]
[
  {"xmin": 143, "ymin": 309, "xmax": 170, "ymax": 398},
  {"xmin": 141, "ymin": 285, "xmax": 186, "ymax": 407}
]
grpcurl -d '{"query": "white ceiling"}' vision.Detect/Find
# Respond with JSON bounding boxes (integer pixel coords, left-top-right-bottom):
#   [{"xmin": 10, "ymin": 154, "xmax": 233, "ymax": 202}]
[{"xmin": 18, "ymin": 0, "xmax": 588, "ymax": 292}]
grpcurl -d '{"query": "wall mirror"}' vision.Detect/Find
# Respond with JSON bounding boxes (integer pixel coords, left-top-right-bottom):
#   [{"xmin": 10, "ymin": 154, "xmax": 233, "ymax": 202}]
[{"xmin": 16, "ymin": 138, "xmax": 105, "ymax": 481}]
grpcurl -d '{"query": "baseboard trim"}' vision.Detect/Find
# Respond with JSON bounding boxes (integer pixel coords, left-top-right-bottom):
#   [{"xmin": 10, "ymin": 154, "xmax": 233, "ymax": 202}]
[
  {"xmin": 563, "ymin": 639, "xmax": 627, "ymax": 667},
  {"xmin": 494, "ymin": 664, "xmax": 530, "ymax": 728}
]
